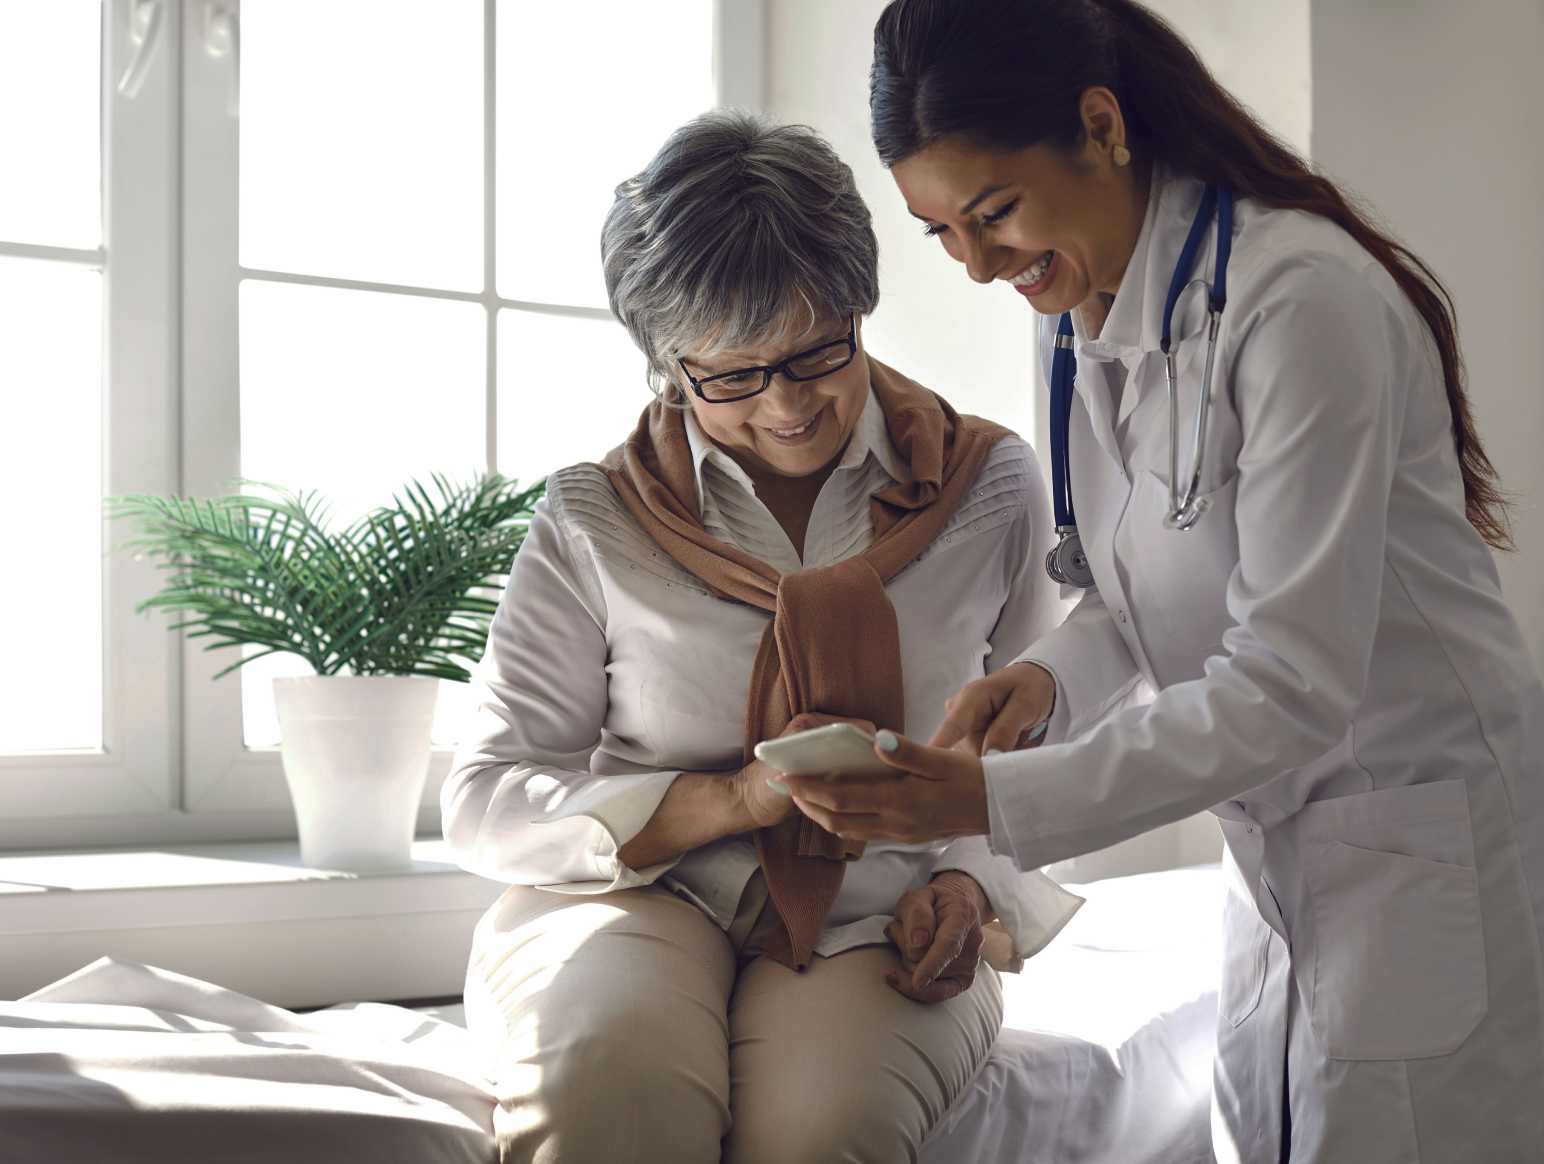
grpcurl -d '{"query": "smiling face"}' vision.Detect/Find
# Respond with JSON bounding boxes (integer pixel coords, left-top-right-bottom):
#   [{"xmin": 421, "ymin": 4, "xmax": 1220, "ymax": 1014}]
[
  {"xmin": 889, "ymin": 88, "xmax": 1148, "ymax": 317},
  {"xmin": 675, "ymin": 314, "xmax": 870, "ymax": 479}
]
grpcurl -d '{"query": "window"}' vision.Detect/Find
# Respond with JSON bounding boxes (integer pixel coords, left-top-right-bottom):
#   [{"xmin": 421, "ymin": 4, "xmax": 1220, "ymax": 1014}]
[
  {"xmin": 0, "ymin": 0, "xmax": 762, "ymax": 847},
  {"xmin": 0, "ymin": 0, "xmax": 178, "ymax": 838}
]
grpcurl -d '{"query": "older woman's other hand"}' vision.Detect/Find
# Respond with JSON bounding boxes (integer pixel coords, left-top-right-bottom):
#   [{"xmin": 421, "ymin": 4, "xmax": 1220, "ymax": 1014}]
[
  {"xmin": 736, "ymin": 713, "xmax": 878, "ymax": 829},
  {"xmin": 884, "ymin": 870, "xmax": 988, "ymax": 1003},
  {"xmin": 783, "ymin": 730, "xmax": 988, "ymax": 842},
  {"xmin": 930, "ymin": 661, "xmax": 1056, "ymax": 755}
]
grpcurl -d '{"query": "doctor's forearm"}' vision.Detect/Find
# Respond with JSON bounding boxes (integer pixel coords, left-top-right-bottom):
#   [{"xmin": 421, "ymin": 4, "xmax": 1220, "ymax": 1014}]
[{"xmin": 617, "ymin": 771, "xmax": 756, "ymax": 870}]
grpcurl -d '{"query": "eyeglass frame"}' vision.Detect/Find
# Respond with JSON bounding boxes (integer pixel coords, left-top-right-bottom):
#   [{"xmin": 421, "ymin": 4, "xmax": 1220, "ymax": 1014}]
[{"xmin": 675, "ymin": 315, "xmax": 858, "ymax": 404}]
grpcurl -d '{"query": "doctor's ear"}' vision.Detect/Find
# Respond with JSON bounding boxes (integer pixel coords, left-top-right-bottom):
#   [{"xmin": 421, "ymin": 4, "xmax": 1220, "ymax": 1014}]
[{"xmin": 1077, "ymin": 85, "xmax": 1131, "ymax": 169}]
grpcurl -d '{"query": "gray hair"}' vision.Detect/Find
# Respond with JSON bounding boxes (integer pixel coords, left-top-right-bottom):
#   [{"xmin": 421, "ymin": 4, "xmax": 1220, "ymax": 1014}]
[{"xmin": 601, "ymin": 110, "xmax": 880, "ymax": 404}]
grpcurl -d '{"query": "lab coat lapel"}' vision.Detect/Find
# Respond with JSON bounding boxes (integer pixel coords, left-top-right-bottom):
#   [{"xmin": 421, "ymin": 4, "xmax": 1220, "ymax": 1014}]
[
  {"xmin": 1084, "ymin": 166, "xmax": 1215, "ymax": 444},
  {"xmin": 1071, "ymin": 351, "xmax": 1125, "ymax": 466}
]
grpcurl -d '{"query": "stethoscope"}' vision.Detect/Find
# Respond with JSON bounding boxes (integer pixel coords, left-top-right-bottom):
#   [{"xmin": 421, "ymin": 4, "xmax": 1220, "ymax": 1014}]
[{"xmin": 1045, "ymin": 185, "xmax": 1235, "ymax": 588}]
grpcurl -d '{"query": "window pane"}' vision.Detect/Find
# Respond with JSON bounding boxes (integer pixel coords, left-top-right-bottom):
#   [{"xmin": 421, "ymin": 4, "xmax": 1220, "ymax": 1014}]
[
  {"xmin": 0, "ymin": 0, "xmax": 101, "ymax": 248},
  {"xmin": 497, "ymin": 312, "xmax": 649, "ymax": 481},
  {"xmin": 239, "ymin": 280, "xmax": 485, "ymax": 745},
  {"xmin": 0, "ymin": 258, "xmax": 102, "ymax": 751},
  {"xmin": 241, "ymin": 0, "xmax": 482, "ymax": 289},
  {"xmin": 497, "ymin": 0, "xmax": 715, "ymax": 308}
]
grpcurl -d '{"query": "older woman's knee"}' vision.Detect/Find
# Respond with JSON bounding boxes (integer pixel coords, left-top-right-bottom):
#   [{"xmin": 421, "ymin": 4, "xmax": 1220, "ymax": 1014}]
[
  {"xmin": 724, "ymin": 1087, "xmax": 922, "ymax": 1164},
  {"xmin": 468, "ymin": 889, "xmax": 735, "ymax": 1164},
  {"xmin": 494, "ymin": 1006, "xmax": 730, "ymax": 1164}
]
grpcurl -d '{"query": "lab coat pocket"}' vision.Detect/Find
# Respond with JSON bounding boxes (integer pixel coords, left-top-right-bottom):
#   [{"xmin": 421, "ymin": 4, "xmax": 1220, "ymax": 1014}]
[
  {"xmin": 1118, "ymin": 472, "xmax": 1240, "ymax": 681},
  {"xmin": 1305, "ymin": 838, "xmax": 1487, "ymax": 1060},
  {"xmin": 1220, "ymin": 878, "xmax": 1272, "ymax": 1027},
  {"xmin": 1124, "ymin": 306, "xmax": 1242, "ymax": 498}
]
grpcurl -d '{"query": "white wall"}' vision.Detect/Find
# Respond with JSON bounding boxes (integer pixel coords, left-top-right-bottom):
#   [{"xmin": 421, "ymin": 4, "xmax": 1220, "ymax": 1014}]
[
  {"xmin": 1310, "ymin": 0, "xmax": 1544, "ymax": 672},
  {"xmin": 765, "ymin": 0, "xmax": 1039, "ymax": 439},
  {"xmin": 1149, "ymin": 0, "xmax": 1311, "ymax": 156},
  {"xmin": 763, "ymin": 0, "xmax": 1310, "ymax": 877}
]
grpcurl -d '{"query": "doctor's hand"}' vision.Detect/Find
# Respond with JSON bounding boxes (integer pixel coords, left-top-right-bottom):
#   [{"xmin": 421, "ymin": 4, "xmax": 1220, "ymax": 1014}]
[
  {"xmin": 884, "ymin": 870, "xmax": 989, "ymax": 1004},
  {"xmin": 736, "ymin": 713, "xmax": 878, "ymax": 829},
  {"xmin": 932, "ymin": 662, "xmax": 1056, "ymax": 756},
  {"xmin": 782, "ymin": 731, "xmax": 989, "ymax": 843}
]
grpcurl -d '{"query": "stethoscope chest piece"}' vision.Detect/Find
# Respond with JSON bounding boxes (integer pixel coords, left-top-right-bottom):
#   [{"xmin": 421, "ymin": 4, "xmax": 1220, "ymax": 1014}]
[{"xmin": 1046, "ymin": 528, "xmax": 1095, "ymax": 588}]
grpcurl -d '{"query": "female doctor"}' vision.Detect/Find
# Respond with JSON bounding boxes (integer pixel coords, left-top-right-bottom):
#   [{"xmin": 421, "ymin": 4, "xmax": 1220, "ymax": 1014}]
[{"xmin": 779, "ymin": 1, "xmax": 1544, "ymax": 1160}]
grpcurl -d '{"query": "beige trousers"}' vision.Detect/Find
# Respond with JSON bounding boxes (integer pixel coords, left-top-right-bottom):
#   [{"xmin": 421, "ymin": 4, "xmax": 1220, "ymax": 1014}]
[{"xmin": 463, "ymin": 876, "xmax": 1003, "ymax": 1164}]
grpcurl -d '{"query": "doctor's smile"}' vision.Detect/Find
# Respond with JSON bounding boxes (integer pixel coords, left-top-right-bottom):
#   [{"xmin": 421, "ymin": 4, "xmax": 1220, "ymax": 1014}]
[{"xmin": 1005, "ymin": 249, "xmax": 1058, "ymax": 298}]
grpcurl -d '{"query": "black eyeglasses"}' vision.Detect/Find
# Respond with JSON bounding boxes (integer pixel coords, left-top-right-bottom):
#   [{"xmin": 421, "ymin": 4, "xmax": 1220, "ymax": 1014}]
[{"xmin": 677, "ymin": 316, "xmax": 858, "ymax": 403}]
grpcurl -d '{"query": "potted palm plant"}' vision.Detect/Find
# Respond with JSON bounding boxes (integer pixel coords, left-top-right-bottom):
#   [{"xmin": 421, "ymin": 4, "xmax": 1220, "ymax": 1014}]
[{"xmin": 113, "ymin": 474, "xmax": 544, "ymax": 871}]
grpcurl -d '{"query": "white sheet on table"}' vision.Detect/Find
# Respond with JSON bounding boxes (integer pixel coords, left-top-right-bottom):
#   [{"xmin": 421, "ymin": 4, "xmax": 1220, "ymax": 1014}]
[
  {"xmin": 0, "ymin": 958, "xmax": 496, "ymax": 1164},
  {"xmin": 920, "ymin": 864, "xmax": 1222, "ymax": 1164},
  {"xmin": 1, "ymin": 865, "xmax": 1220, "ymax": 1164}
]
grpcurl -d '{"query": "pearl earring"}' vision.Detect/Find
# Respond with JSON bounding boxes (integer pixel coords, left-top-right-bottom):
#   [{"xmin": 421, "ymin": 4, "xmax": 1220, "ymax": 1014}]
[{"xmin": 1112, "ymin": 144, "xmax": 1132, "ymax": 167}]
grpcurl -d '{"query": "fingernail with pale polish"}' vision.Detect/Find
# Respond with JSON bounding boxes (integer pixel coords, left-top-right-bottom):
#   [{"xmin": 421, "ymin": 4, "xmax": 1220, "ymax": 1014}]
[
  {"xmin": 983, "ymin": 748, "xmax": 1004, "ymax": 758},
  {"xmin": 766, "ymin": 777, "xmax": 790, "ymax": 796},
  {"xmin": 875, "ymin": 730, "xmax": 899, "ymax": 752},
  {"xmin": 1027, "ymin": 721, "xmax": 1049, "ymax": 741}
]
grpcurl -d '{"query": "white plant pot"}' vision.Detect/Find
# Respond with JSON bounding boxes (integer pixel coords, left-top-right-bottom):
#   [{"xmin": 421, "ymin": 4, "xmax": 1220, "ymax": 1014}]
[{"xmin": 272, "ymin": 675, "xmax": 440, "ymax": 872}]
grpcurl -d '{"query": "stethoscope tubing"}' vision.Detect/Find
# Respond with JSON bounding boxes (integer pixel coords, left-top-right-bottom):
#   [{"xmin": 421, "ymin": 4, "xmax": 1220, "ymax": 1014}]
[{"xmin": 1047, "ymin": 184, "xmax": 1234, "ymax": 583}]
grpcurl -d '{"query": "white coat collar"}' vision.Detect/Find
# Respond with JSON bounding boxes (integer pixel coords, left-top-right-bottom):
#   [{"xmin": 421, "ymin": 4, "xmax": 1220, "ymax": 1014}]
[{"xmin": 1076, "ymin": 164, "xmax": 1217, "ymax": 362}]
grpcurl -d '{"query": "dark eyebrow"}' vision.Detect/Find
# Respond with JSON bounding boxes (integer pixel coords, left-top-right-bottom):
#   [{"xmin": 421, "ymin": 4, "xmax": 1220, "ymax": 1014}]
[
  {"xmin": 960, "ymin": 184, "xmax": 1010, "ymax": 215},
  {"xmin": 906, "ymin": 184, "xmax": 1011, "ymax": 224}
]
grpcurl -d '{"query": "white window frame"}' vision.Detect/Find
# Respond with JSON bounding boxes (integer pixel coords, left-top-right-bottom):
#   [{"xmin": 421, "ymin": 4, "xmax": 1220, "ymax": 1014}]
[
  {"xmin": 0, "ymin": 0, "xmax": 180, "ymax": 843},
  {"xmin": 0, "ymin": 0, "xmax": 764, "ymax": 849}
]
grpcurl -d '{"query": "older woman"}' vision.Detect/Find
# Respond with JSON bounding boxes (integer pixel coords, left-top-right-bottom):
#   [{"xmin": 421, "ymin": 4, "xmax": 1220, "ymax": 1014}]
[{"xmin": 442, "ymin": 111, "xmax": 1079, "ymax": 1164}]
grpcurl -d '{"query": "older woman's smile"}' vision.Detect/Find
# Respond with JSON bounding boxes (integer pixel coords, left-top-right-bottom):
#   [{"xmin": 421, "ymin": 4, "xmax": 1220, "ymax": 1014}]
[{"xmin": 761, "ymin": 406, "xmax": 828, "ymax": 444}]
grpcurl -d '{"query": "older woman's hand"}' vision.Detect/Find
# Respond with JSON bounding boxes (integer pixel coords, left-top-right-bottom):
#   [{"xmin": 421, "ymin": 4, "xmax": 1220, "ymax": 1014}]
[
  {"xmin": 884, "ymin": 870, "xmax": 989, "ymax": 1003},
  {"xmin": 736, "ymin": 713, "xmax": 879, "ymax": 829}
]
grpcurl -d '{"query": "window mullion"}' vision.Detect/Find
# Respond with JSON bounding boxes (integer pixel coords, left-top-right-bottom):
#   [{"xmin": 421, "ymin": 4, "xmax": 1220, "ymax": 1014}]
[
  {"xmin": 179, "ymin": 0, "xmax": 276, "ymax": 815},
  {"xmin": 103, "ymin": 0, "xmax": 182, "ymax": 813}
]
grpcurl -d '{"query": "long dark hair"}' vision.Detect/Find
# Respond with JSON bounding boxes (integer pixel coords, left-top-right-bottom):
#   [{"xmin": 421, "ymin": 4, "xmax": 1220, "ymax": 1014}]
[{"xmin": 871, "ymin": 0, "xmax": 1511, "ymax": 549}]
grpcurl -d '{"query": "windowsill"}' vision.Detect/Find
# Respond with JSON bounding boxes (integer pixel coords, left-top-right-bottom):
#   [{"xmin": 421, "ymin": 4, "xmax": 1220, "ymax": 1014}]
[{"xmin": 0, "ymin": 837, "xmax": 506, "ymax": 1009}]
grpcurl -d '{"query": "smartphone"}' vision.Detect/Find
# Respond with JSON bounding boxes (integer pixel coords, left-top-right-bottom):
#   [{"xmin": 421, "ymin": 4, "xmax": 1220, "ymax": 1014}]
[{"xmin": 753, "ymin": 723, "xmax": 894, "ymax": 778}]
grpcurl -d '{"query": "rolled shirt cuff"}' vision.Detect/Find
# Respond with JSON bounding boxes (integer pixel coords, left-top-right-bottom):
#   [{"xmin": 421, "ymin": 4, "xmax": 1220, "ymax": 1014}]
[{"xmin": 533, "ymin": 768, "xmax": 684, "ymax": 893}]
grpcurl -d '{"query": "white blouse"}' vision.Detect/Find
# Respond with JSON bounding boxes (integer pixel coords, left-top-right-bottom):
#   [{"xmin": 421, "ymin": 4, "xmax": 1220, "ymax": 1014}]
[{"xmin": 442, "ymin": 389, "xmax": 1083, "ymax": 961}]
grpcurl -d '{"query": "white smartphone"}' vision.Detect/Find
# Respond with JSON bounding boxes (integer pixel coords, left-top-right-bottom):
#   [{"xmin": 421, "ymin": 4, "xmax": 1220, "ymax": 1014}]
[{"xmin": 753, "ymin": 723, "xmax": 894, "ymax": 778}]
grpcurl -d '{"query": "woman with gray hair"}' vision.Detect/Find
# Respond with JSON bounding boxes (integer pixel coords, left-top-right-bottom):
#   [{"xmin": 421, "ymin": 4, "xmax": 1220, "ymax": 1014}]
[{"xmin": 442, "ymin": 110, "xmax": 1078, "ymax": 1163}]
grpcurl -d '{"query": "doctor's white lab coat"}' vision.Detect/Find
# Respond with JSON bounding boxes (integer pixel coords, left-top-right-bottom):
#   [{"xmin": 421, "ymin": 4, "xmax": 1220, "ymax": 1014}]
[{"xmin": 980, "ymin": 167, "xmax": 1544, "ymax": 1162}]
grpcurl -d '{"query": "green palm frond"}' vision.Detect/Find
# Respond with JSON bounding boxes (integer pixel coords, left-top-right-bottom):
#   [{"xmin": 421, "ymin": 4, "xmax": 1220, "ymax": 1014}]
[{"xmin": 110, "ymin": 473, "xmax": 546, "ymax": 681}]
